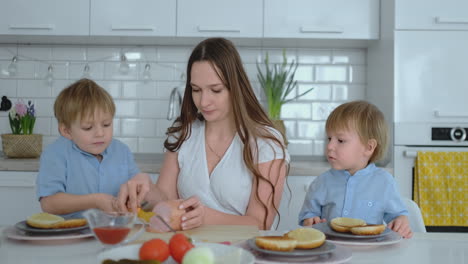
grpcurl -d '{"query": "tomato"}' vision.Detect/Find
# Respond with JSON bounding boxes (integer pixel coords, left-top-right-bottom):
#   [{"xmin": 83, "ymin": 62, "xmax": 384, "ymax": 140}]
[
  {"xmin": 139, "ymin": 238, "xmax": 170, "ymax": 262},
  {"xmin": 169, "ymin": 233, "xmax": 195, "ymax": 263}
]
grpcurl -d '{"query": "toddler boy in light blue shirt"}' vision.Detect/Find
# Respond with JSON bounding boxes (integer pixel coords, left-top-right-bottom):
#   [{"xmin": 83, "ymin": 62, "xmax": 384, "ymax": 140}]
[
  {"xmin": 299, "ymin": 100, "xmax": 413, "ymax": 238},
  {"xmin": 36, "ymin": 79, "xmax": 148, "ymax": 219}
]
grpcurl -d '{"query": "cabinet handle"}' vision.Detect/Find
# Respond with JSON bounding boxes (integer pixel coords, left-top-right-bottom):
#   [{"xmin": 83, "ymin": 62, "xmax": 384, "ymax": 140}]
[
  {"xmin": 435, "ymin": 17, "xmax": 468, "ymax": 24},
  {"xmin": 9, "ymin": 24, "xmax": 55, "ymax": 30},
  {"xmin": 300, "ymin": 26, "xmax": 343, "ymax": 34},
  {"xmin": 111, "ymin": 26, "xmax": 155, "ymax": 31},
  {"xmin": 197, "ymin": 26, "xmax": 240, "ymax": 33},
  {"xmin": 434, "ymin": 110, "xmax": 468, "ymax": 118},
  {"xmin": 404, "ymin": 151, "xmax": 417, "ymax": 158}
]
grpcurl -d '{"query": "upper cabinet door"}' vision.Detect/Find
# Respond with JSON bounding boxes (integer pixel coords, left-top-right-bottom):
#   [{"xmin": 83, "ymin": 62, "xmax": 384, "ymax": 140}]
[
  {"xmin": 395, "ymin": 31, "xmax": 468, "ymax": 123},
  {"xmin": 396, "ymin": 0, "xmax": 468, "ymax": 30},
  {"xmin": 264, "ymin": 0, "xmax": 379, "ymax": 39},
  {"xmin": 177, "ymin": 0, "xmax": 262, "ymax": 38},
  {"xmin": 91, "ymin": 0, "xmax": 176, "ymax": 36},
  {"xmin": 0, "ymin": 0, "xmax": 89, "ymax": 36}
]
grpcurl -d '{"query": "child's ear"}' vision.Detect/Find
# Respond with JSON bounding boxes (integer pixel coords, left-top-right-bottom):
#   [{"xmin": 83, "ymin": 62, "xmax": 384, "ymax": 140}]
[
  {"xmin": 365, "ymin": 139, "xmax": 377, "ymax": 155},
  {"xmin": 59, "ymin": 123, "xmax": 73, "ymax": 140}
]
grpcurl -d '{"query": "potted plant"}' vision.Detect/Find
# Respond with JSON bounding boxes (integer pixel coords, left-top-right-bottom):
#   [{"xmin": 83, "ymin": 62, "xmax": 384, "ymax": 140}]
[
  {"xmin": 1, "ymin": 100, "xmax": 42, "ymax": 158},
  {"xmin": 257, "ymin": 50, "xmax": 313, "ymax": 142}
]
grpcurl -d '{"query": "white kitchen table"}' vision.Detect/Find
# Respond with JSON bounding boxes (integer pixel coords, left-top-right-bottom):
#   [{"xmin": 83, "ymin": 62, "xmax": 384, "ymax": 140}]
[{"xmin": 1, "ymin": 226, "xmax": 467, "ymax": 264}]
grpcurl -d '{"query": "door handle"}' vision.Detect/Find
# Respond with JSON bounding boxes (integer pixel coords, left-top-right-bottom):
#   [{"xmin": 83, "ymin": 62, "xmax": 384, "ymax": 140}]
[
  {"xmin": 404, "ymin": 151, "xmax": 417, "ymax": 158},
  {"xmin": 9, "ymin": 24, "xmax": 54, "ymax": 30},
  {"xmin": 197, "ymin": 26, "xmax": 240, "ymax": 33},
  {"xmin": 111, "ymin": 26, "xmax": 155, "ymax": 31},
  {"xmin": 435, "ymin": 17, "xmax": 468, "ymax": 24}
]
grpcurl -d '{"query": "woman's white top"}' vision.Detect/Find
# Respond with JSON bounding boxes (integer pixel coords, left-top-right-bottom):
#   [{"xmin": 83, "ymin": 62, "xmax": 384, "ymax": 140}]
[{"xmin": 176, "ymin": 120, "xmax": 290, "ymax": 215}]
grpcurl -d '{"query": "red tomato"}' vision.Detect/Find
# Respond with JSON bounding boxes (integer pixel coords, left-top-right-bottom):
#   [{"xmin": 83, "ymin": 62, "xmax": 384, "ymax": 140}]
[
  {"xmin": 169, "ymin": 233, "xmax": 195, "ymax": 263},
  {"xmin": 139, "ymin": 238, "xmax": 170, "ymax": 262}
]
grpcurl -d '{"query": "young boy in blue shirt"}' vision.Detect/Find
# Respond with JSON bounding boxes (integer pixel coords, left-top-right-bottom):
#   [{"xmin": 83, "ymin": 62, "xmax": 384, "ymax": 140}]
[
  {"xmin": 299, "ymin": 100, "xmax": 413, "ymax": 238},
  {"xmin": 36, "ymin": 79, "xmax": 148, "ymax": 219}
]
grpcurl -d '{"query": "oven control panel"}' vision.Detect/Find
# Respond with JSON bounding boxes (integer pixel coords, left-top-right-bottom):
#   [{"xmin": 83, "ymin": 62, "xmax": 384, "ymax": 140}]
[{"xmin": 432, "ymin": 127, "xmax": 468, "ymax": 142}]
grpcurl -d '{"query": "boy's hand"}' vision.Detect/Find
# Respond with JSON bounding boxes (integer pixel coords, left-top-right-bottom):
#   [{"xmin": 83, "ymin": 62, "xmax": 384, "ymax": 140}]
[
  {"xmin": 388, "ymin": 215, "xmax": 413, "ymax": 238},
  {"xmin": 95, "ymin": 193, "xmax": 119, "ymax": 212},
  {"xmin": 117, "ymin": 173, "xmax": 152, "ymax": 213},
  {"xmin": 303, "ymin": 216, "xmax": 326, "ymax": 226}
]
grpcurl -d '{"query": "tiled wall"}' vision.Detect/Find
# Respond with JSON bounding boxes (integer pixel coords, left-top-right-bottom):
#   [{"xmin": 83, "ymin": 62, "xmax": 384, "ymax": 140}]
[{"xmin": 0, "ymin": 44, "xmax": 366, "ymax": 156}]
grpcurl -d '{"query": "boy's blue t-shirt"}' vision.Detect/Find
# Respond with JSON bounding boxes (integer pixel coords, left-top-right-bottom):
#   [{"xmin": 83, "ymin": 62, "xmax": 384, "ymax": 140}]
[
  {"xmin": 36, "ymin": 136, "xmax": 140, "ymax": 219},
  {"xmin": 298, "ymin": 163, "xmax": 408, "ymax": 225}
]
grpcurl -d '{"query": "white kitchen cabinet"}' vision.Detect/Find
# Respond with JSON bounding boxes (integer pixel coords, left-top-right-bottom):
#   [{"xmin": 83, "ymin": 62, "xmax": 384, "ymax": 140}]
[
  {"xmin": 396, "ymin": 0, "xmax": 468, "ymax": 30},
  {"xmin": 394, "ymin": 31, "xmax": 468, "ymax": 124},
  {"xmin": 0, "ymin": 171, "xmax": 41, "ymax": 226},
  {"xmin": 0, "ymin": 0, "xmax": 89, "ymax": 36},
  {"xmin": 90, "ymin": 0, "xmax": 176, "ymax": 37},
  {"xmin": 177, "ymin": 0, "xmax": 263, "ymax": 38},
  {"xmin": 273, "ymin": 176, "xmax": 316, "ymax": 231},
  {"xmin": 264, "ymin": 0, "xmax": 379, "ymax": 39}
]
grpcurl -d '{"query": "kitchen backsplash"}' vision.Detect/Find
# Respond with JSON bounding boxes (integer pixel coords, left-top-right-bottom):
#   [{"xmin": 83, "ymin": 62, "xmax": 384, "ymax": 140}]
[{"xmin": 0, "ymin": 44, "xmax": 365, "ymax": 156}]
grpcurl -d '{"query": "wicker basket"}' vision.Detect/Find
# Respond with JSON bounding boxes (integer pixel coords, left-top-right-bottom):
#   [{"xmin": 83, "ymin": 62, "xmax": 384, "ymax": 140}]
[{"xmin": 1, "ymin": 134, "xmax": 43, "ymax": 158}]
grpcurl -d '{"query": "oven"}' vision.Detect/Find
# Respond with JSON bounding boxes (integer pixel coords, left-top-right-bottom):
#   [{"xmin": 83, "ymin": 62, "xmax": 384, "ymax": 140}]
[{"xmin": 393, "ymin": 123, "xmax": 468, "ymax": 232}]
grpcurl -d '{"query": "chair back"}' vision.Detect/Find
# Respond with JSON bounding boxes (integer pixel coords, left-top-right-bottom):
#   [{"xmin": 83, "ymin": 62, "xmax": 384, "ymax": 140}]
[{"xmin": 403, "ymin": 197, "xmax": 426, "ymax": 233}]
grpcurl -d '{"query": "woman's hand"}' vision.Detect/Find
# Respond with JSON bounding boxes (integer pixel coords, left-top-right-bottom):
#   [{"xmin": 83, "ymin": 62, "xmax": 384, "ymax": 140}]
[
  {"xmin": 117, "ymin": 173, "xmax": 152, "ymax": 213},
  {"xmin": 179, "ymin": 196, "xmax": 205, "ymax": 230},
  {"xmin": 388, "ymin": 215, "xmax": 413, "ymax": 238},
  {"xmin": 303, "ymin": 217, "xmax": 326, "ymax": 226}
]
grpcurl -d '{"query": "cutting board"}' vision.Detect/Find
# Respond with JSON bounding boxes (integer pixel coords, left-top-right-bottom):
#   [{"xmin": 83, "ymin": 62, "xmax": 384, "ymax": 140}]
[{"xmin": 132, "ymin": 225, "xmax": 259, "ymax": 244}]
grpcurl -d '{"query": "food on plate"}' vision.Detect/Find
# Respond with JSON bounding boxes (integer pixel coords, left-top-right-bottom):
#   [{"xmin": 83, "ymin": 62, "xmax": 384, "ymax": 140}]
[
  {"xmin": 169, "ymin": 233, "xmax": 195, "ymax": 263},
  {"xmin": 182, "ymin": 247, "xmax": 214, "ymax": 264},
  {"xmin": 330, "ymin": 217, "xmax": 385, "ymax": 235},
  {"xmin": 330, "ymin": 217, "xmax": 366, "ymax": 233},
  {"xmin": 285, "ymin": 227, "xmax": 326, "ymax": 249},
  {"xmin": 255, "ymin": 236, "xmax": 297, "ymax": 252},
  {"xmin": 350, "ymin": 224, "xmax": 386, "ymax": 235},
  {"xmin": 145, "ymin": 200, "xmax": 186, "ymax": 233},
  {"xmin": 26, "ymin": 212, "xmax": 87, "ymax": 229},
  {"xmin": 139, "ymin": 238, "xmax": 170, "ymax": 262},
  {"xmin": 101, "ymin": 259, "xmax": 160, "ymax": 264}
]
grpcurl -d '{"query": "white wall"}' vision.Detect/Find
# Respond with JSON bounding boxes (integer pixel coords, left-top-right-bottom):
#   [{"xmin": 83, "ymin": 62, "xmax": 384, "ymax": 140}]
[{"xmin": 0, "ymin": 44, "xmax": 367, "ymax": 156}]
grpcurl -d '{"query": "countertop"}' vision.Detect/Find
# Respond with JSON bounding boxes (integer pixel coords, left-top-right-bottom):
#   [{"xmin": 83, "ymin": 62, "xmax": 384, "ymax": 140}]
[{"xmin": 0, "ymin": 153, "xmax": 334, "ymax": 176}]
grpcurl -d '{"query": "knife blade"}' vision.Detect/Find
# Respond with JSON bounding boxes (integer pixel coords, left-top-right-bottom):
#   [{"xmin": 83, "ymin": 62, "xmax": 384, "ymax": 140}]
[{"xmin": 154, "ymin": 214, "xmax": 176, "ymax": 233}]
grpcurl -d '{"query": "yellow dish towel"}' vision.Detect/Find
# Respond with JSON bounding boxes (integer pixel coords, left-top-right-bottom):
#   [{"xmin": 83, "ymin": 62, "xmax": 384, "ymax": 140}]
[{"xmin": 414, "ymin": 151, "xmax": 468, "ymax": 226}]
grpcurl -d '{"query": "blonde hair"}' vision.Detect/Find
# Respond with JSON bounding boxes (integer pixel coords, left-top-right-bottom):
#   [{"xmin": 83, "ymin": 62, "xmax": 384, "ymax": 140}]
[
  {"xmin": 54, "ymin": 78, "xmax": 115, "ymax": 128},
  {"xmin": 325, "ymin": 100, "xmax": 388, "ymax": 163}
]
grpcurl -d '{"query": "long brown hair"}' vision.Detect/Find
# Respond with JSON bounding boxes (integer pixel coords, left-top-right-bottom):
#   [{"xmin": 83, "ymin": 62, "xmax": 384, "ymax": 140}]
[{"xmin": 164, "ymin": 37, "xmax": 288, "ymax": 229}]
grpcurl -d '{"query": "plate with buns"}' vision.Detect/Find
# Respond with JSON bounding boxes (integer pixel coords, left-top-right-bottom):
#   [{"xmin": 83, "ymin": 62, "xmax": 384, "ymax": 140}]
[
  {"xmin": 313, "ymin": 218, "xmax": 391, "ymax": 239},
  {"xmin": 248, "ymin": 228, "xmax": 336, "ymax": 257},
  {"xmin": 15, "ymin": 212, "xmax": 89, "ymax": 235}
]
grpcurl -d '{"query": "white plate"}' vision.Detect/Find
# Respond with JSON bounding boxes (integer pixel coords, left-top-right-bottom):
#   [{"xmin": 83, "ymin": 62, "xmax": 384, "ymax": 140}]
[
  {"xmin": 237, "ymin": 240, "xmax": 353, "ymax": 264},
  {"xmin": 97, "ymin": 242, "xmax": 255, "ymax": 264},
  {"xmin": 247, "ymin": 238, "xmax": 336, "ymax": 257},
  {"xmin": 4, "ymin": 226, "xmax": 93, "ymax": 241},
  {"xmin": 324, "ymin": 231, "xmax": 403, "ymax": 246},
  {"xmin": 15, "ymin": 220, "xmax": 89, "ymax": 235},
  {"xmin": 313, "ymin": 222, "xmax": 392, "ymax": 239}
]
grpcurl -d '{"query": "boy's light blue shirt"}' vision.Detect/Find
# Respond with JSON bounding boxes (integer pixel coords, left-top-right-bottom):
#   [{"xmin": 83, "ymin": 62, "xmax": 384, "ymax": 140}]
[
  {"xmin": 36, "ymin": 136, "xmax": 140, "ymax": 219},
  {"xmin": 298, "ymin": 163, "xmax": 408, "ymax": 225}
]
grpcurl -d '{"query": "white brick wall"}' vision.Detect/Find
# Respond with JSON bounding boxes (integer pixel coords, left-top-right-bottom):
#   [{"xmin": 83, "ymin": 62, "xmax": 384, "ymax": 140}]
[{"xmin": 0, "ymin": 44, "xmax": 366, "ymax": 156}]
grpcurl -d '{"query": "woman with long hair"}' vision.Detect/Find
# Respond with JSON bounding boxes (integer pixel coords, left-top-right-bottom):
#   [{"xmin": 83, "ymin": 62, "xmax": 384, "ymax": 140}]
[{"xmin": 118, "ymin": 37, "xmax": 289, "ymax": 230}]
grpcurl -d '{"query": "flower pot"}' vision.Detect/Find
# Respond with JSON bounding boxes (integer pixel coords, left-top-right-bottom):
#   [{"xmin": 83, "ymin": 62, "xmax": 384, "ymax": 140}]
[
  {"xmin": 1, "ymin": 134, "xmax": 43, "ymax": 158},
  {"xmin": 272, "ymin": 119, "xmax": 288, "ymax": 145}
]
